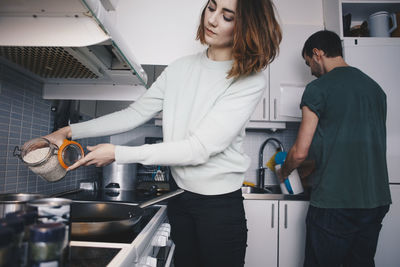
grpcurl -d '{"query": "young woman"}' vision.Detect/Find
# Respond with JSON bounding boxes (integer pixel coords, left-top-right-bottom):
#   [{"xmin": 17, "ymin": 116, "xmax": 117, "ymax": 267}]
[{"xmin": 46, "ymin": 0, "xmax": 281, "ymax": 266}]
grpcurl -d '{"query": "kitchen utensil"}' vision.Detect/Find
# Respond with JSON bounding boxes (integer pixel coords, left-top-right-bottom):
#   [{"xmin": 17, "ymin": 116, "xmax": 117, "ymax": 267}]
[
  {"xmin": 70, "ymin": 188, "xmax": 184, "ymax": 239},
  {"xmin": 275, "ymin": 152, "xmax": 304, "ymax": 195},
  {"xmin": 368, "ymin": 11, "xmax": 398, "ymax": 37},
  {"xmin": 14, "ymin": 138, "xmax": 84, "ymax": 182},
  {"xmin": 0, "ymin": 193, "xmax": 45, "ymax": 218},
  {"xmin": 102, "ymin": 161, "xmax": 137, "ymax": 191},
  {"xmin": 27, "ymin": 198, "xmax": 73, "ymax": 262}
]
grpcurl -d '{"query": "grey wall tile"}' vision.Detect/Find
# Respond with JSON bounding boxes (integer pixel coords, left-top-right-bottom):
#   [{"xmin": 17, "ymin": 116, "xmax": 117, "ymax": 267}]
[{"xmin": 0, "ymin": 62, "xmax": 109, "ymax": 195}]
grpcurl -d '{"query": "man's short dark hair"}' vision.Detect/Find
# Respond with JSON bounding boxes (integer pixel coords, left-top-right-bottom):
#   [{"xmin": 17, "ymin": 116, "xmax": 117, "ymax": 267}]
[{"xmin": 302, "ymin": 30, "xmax": 343, "ymax": 58}]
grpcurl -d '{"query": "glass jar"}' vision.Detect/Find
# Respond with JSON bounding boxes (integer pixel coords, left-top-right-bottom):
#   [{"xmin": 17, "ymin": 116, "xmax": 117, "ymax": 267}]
[
  {"xmin": 13, "ymin": 138, "xmax": 84, "ymax": 182},
  {"xmin": 29, "ymin": 223, "xmax": 65, "ymax": 267}
]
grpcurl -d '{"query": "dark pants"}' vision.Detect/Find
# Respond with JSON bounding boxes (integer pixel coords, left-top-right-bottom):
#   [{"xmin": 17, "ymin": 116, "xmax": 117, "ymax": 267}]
[
  {"xmin": 304, "ymin": 205, "xmax": 390, "ymax": 267},
  {"xmin": 167, "ymin": 189, "xmax": 247, "ymax": 267}
]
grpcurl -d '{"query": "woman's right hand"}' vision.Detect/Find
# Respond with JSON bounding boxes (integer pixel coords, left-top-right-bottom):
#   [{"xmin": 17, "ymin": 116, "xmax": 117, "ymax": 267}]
[{"xmin": 43, "ymin": 126, "xmax": 72, "ymax": 148}]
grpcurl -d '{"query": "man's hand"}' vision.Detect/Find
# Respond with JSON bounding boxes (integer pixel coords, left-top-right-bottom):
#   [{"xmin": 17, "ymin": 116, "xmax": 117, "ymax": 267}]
[{"xmin": 67, "ymin": 143, "xmax": 116, "ymax": 171}]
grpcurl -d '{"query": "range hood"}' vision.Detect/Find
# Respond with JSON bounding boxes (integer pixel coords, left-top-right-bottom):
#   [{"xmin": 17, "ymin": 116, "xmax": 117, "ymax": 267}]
[{"xmin": 0, "ymin": 0, "xmax": 148, "ymax": 101}]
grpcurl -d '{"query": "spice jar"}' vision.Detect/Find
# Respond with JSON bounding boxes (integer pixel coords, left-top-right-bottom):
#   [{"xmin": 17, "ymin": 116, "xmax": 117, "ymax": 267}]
[
  {"xmin": 14, "ymin": 138, "xmax": 84, "ymax": 182},
  {"xmin": 0, "ymin": 227, "xmax": 15, "ymax": 267},
  {"xmin": 28, "ymin": 223, "xmax": 65, "ymax": 267}
]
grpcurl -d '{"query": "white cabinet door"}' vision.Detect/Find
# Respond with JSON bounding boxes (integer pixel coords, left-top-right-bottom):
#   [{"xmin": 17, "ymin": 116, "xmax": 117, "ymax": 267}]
[
  {"xmin": 244, "ymin": 200, "xmax": 279, "ymax": 267},
  {"xmin": 278, "ymin": 201, "xmax": 309, "ymax": 267},
  {"xmin": 375, "ymin": 184, "xmax": 400, "ymax": 267},
  {"xmin": 249, "ymin": 69, "xmax": 269, "ymax": 122},
  {"xmin": 269, "ymin": 24, "xmax": 321, "ymax": 122}
]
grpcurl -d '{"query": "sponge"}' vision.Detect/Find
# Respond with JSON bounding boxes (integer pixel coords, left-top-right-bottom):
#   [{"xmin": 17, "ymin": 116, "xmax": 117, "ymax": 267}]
[{"xmin": 266, "ymin": 149, "xmax": 280, "ymax": 171}]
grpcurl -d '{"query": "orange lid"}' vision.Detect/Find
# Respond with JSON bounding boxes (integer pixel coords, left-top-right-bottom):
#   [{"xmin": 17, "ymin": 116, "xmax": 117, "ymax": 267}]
[{"xmin": 57, "ymin": 139, "xmax": 84, "ymax": 169}]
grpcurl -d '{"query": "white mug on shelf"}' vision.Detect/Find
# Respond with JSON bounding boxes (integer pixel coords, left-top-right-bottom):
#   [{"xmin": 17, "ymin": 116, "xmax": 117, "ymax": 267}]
[{"xmin": 368, "ymin": 11, "xmax": 398, "ymax": 37}]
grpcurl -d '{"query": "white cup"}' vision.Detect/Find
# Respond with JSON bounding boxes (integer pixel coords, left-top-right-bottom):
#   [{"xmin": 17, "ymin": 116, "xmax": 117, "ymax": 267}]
[
  {"xmin": 275, "ymin": 164, "xmax": 304, "ymax": 195},
  {"xmin": 368, "ymin": 11, "xmax": 398, "ymax": 37}
]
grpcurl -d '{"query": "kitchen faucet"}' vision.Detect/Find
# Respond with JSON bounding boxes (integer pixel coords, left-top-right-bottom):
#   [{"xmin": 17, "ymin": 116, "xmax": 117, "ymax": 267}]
[{"xmin": 258, "ymin": 138, "xmax": 284, "ymax": 189}]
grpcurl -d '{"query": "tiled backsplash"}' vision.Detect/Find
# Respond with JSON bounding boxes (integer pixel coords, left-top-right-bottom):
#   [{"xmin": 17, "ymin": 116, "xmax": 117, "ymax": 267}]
[
  {"xmin": 244, "ymin": 124, "xmax": 299, "ymax": 186},
  {"xmin": 0, "ymin": 63, "xmax": 108, "ymax": 195}
]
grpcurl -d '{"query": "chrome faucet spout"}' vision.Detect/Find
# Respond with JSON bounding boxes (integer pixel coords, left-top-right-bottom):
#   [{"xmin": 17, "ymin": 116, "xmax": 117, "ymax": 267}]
[{"xmin": 257, "ymin": 138, "xmax": 284, "ymax": 189}]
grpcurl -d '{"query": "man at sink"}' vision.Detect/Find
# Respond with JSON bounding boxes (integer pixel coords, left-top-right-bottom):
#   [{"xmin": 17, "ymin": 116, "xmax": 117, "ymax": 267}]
[
  {"xmin": 277, "ymin": 30, "xmax": 391, "ymax": 267},
  {"xmin": 44, "ymin": 0, "xmax": 282, "ymax": 266}
]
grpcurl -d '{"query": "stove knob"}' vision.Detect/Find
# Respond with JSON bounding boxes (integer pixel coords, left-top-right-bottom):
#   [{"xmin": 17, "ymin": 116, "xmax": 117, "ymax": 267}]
[
  {"xmin": 161, "ymin": 223, "xmax": 171, "ymax": 231},
  {"xmin": 152, "ymin": 232, "xmax": 168, "ymax": 247},
  {"xmin": 142, "ymin": 256, "xmax": 157, "ymax": 267}
]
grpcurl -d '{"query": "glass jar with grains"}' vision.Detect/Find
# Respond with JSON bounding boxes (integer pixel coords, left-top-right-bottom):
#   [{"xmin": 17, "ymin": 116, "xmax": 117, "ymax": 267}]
[{"xmin": 13, "ymin": 138, "xmax": 84, "ymax": 182}]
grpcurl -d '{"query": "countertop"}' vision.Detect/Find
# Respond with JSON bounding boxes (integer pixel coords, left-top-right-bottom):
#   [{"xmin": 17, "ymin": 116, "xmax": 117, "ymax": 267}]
[
  {"xmin": 59, "ymin": 185, "xmax": 310, "ymax": 203},
  {"xmin": 242, "ymin": 185, "xmax": 311, "ymax": 201}
]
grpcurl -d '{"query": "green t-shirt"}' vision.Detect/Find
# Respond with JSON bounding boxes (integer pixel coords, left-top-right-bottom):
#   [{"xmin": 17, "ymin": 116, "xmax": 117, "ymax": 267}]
[{"xmin": 300, "ymin": 66, "xmax": 391, "ymax": 208}]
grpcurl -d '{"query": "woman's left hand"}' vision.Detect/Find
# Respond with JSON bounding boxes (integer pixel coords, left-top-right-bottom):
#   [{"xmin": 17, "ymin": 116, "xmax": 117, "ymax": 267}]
[{"xmin": 67, "ymin": 143, "xmax": 116, "ymax": 171}]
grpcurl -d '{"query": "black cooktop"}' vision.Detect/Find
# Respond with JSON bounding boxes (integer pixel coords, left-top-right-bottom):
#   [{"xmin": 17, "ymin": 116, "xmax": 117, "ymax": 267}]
[
  {"xmin": 71, "ymin": 205, "xmax": 160, "ymax": 243},
  {"xmin": 68, "ymin": 246, "xmax": 121, "ymax": 267},
  {"xmin": 65, "ymin": 189, "xmax": 167, "ymax": 203}
]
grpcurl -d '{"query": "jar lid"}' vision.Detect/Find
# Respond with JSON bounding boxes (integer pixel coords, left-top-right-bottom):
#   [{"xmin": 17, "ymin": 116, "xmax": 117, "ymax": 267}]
[
  {"xmin": 58, "ymin": 139, "xmax": 84, "ymax": 169},
  {"xmin": 6, "ymin": 210, "xmax": 38, "ymax": 225},
  {"xmin": 0, "ymin": 227, "xmax": 14, "ymax": 247},
  {"xmin": 29, "ymin": 223, "xmax": 65, "ymax": 243},
  {"xmin": 0, "ymin": 217, "xmax": 24, "ymax": 234}
]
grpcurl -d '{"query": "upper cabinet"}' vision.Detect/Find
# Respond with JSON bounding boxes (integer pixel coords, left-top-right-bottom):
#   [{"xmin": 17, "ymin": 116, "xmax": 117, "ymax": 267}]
[
  {"xmin": 248, "ymin": 0, "xmax": 323, "ymax": 127},
  {"xmin": 268, "ymin": 24, "xmax": 322, "ymax": 122},
  {"xmin": 323, "ymin": 0, "xmax": 400, "ymax": 39}
]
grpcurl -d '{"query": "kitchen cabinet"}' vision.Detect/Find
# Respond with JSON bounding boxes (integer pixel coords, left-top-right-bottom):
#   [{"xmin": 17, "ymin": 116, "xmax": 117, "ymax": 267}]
[
  {"xmin": 244, "ymin": 199, "xmax": 278, "ymax": 267},
  {"xmin": 323, "ymin": 0, "xmax": 400, "ymax": 39},
  {"xmin": 248, "ymin": 0, "xmax": 323, "ymax": 127},
  {"xmin": 244, "ymin": 199, "xmax": 309, "ymax": 267},
  {"xmin": 248, "ymin": 24, "xmax": 321, "ymax": 127},
  {"xmin": 375, "ymin": 184, "xmax": 400, "ymax": 267},
  {"xmin": 268, "ymin": 24, "xmax": 322, "ymax": 122},
  {"xmin": 278, "ymin": 200, "xmax": 308, "ymax": 267}
]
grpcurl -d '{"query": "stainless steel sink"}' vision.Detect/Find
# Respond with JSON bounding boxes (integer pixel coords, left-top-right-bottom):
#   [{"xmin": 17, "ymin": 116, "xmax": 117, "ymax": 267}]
[{"xmin": 241, "ymin": 186, "xmax": 281, "ymax": 194}]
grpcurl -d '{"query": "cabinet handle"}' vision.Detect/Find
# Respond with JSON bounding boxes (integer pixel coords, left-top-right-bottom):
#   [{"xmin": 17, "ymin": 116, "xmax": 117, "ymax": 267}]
[
  {"xmin": 263, "ymin": 98, "xmax": 266, "ymax": 119},
  {"xmin": 274, "ymin": 98, "xmax": 277, "ymax": 120},
  {"xmin": 271, "ymin": 203, "xmax": 275, "ymax": 228},
  {"xmin": 284, "ymin": 204, "xmax": 288, "ymax": 229}
]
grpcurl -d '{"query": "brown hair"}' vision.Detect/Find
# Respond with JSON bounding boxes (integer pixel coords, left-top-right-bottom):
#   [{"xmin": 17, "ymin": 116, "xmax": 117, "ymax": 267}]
[{"xmin": 196, "ymin": 0, "xmax": 282, "ymax": 78}]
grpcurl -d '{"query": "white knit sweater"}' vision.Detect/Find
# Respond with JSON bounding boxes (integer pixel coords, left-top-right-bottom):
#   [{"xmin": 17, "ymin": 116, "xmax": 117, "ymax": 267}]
[{"xmin": 71, "ymin": 51, "xmax": 266, "ymax": 195}]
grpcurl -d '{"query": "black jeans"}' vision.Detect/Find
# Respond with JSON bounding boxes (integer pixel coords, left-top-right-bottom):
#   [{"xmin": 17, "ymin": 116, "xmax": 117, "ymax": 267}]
[
  {"xmin": 304, "ymin": 205, "xmax": 390, "ymax": 267},
  {"xmin": 167, "ymin": 189, "xmax": 247, "ymax": 267}
]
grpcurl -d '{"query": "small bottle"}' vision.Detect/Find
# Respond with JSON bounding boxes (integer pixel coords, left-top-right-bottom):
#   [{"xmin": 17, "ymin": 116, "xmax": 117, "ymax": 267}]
[
  {"xmin": 275, "ymin": 151, "xmax": 304, "ymax": 195},
  {"xmin": 6, "ymin": 210, "xmax": 38, "ymax": 267},
  {"xmin": 0, "ymin": 217, "xmax": 25, "ymax": 267},
  {"xmin": 28, "ymin": 223, "xmax": 66, "ymax": 267},
  {"xmin": 0, "ymin": 226, "xmax": 15, "ymax": 267}
]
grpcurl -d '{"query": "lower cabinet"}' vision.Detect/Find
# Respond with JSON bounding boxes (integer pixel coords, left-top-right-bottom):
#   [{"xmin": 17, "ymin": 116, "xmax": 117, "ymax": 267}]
[
  {"xmin": 244, "ymin": 199, "xmax": 309, "ymax": 267},
  {"xmin": 375, "ymin": 184, "xmax": 400, "ymax": 267}
]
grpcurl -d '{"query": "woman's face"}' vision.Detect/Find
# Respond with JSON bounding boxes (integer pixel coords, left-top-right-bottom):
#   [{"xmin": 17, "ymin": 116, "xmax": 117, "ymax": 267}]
[{"xmin": 203, "ymin": 0, "xmax": 237, "ymax": 49}]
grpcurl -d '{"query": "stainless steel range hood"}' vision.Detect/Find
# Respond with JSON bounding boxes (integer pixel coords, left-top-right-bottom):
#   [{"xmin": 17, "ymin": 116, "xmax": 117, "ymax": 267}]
[{"xmin": 0, "ymin": 0, "xmax": 148, "ymax": 101}]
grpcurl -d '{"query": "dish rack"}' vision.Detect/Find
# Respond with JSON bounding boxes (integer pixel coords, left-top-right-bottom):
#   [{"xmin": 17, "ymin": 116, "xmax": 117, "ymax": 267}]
[{"xmin": 136, "ymin": 137, "xmax": 170, "ymax": 192}]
